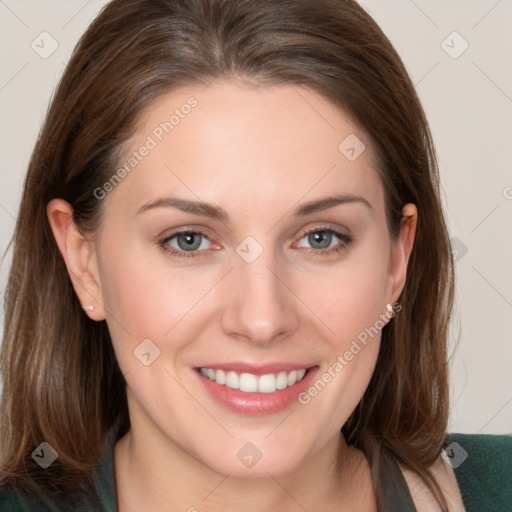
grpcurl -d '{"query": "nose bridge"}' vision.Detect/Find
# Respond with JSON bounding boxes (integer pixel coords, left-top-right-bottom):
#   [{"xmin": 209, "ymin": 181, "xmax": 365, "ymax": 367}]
[{"xmin": 221, "ymin": 240, "xmax": 298, "ymax": 345}]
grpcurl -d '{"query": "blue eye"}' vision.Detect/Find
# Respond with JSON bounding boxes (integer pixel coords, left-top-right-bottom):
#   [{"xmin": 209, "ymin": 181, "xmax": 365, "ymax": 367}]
[
  {"xmin": 296, "ymin": 228, "xmax": 352, "ymax": 255},
  {"xmin": 160, "ymin": 231, "xmax": 213, "ymax": 258},
  {"xmin": 159, "ymin": 227, "xmax": 352, "ymax": 259},
  {"xmin": 302, "ymin": 230, "xmax": 335, "ymax": 250}
]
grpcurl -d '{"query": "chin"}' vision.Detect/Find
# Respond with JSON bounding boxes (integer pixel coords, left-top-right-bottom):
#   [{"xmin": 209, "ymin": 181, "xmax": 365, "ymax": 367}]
[{"xmin": 193, "ymin": 436, "xmax": 311, "ymax": 479}]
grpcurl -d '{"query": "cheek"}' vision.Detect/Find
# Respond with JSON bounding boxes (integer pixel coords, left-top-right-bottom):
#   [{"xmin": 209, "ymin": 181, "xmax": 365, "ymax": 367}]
[
  {"xmin": 99, "ymin": 233, "xmax": 203, "ymax": 324},
  {"xmin": 293, "ymin": 256, "xmax": 388, "ymax": 431},
  {"xmin": 97, "ymin": 240, "xmax": 199, "ymax": 368},
  {"xmin": 297, "ymin": 248, "xmax": 389, "ymax": 344}
]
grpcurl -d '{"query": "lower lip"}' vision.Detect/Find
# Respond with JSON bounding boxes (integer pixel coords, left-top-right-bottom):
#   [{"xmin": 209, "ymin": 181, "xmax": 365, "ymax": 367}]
[{"xmin": 194, "ymin": 366, "xmax": 320, "ymax": 415}]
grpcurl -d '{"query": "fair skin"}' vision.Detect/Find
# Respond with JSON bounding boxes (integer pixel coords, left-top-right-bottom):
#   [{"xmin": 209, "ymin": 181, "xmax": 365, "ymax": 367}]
[{"xmin": 48, "ymin": 80, "xmax": 463, "ymax": 511}]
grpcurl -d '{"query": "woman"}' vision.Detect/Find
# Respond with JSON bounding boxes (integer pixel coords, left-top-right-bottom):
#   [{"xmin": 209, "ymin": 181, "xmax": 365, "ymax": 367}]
[{"xmin": 0, "ymin": 0, "xmax": 510, "ymax": 510}]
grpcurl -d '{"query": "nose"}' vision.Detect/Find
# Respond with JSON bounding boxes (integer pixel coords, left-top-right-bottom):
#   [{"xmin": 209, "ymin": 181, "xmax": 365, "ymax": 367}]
[{"xmin": 220, "ymin": 249, "xmax": 300, "ymax": 347}]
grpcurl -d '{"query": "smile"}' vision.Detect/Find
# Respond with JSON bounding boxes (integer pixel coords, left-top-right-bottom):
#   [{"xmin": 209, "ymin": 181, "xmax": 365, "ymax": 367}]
[
  {"xmin": 194, "ymin": 364, "xmax": 319, "ymax": 415},
  {"xmin": 198, "ymin": 367, "xmax": 308, "ymax": 393}
]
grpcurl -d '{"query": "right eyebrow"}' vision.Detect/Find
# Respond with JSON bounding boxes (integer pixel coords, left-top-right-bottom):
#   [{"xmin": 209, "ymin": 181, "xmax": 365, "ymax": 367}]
[{"xmin": 136, "ymin": 197, "xmax": 228, "ymax": 223}]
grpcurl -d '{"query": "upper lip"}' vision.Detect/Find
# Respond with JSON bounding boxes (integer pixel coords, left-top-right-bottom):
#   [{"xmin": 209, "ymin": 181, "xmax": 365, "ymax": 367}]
[{"xmin": 195, "ymin": 362, "xmax": 317, "ymax": 376}]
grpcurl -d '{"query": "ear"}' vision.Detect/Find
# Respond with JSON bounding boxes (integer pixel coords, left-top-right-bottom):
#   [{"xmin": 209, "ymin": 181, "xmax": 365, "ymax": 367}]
[
  {"xmin": 386, "ymin": 203, "xmax": 417, "ymax": 305},
  {"xmin": 47, "ymin": 199, "xmax": 105, "ymax": 321}
]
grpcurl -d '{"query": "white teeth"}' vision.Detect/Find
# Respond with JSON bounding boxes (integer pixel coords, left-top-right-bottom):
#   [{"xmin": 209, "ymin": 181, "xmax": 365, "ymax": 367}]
[
  {"xmin": 225, "ymin": 371, "xmax": 238, "ymax": 389},
  {"xmin": 198, "ymin": 367, "xmax": 309, "ymax": 393},
  {"xmin": 287, "ymin": 370, "xmax": 297, "ymax": 386},
  {"xmin": 258, "ymin": 373, "xmax": 276, "ymax": 393},
  {"xmin": 276, "ymin": 371, "xmax": 289, "ymax": 389},
  {"xmin": 215, "ymin": 369, "xmax": 226, "ymax": 385},
  {"xmin": 239, "ymin": 373, "xmax": 258, "ymax": 392}
]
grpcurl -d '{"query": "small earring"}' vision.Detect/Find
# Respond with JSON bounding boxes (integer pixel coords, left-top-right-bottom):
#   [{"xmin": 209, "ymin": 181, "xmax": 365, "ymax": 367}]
[
  {"xmin": 386, "ymin": 303, "xmax": 393, "ymax": 313},
  {"xmin": 83, "ymin": 305, "xmax": 94, "ymax": 312}
]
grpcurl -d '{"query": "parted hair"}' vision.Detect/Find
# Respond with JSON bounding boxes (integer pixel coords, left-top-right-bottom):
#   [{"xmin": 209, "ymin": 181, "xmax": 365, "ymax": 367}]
[{"xmin": 0, "ymin": 0, "xmax": 455, "ymax": 509}]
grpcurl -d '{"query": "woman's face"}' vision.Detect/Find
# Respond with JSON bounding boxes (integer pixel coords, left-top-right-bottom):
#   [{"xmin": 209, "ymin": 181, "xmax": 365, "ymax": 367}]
[{"xmin": 78, "ymin": 80, "xmax": 414, "ymax": 477}]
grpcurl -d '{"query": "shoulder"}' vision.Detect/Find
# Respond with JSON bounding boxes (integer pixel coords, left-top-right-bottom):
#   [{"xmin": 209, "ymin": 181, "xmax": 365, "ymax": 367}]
[
  {"xmin": 0, "ymin": 482, "xmax": 43, "ymax": 511},
  {"xmin": 0, "ymin": 491, "xmax": 19, "ymax": 511},
  {"xmin": 398, "ymin": 433, "xmax": 512, "ymax": 512},
  {"xmin": 445, "ymin": 432, "xmax": 512, "ymax": 511},
  {"xmin": 0, "ymin": 426, "xmax": 119, "ymax": 512},
  {"xmin": 398, "ymin": 451, "xmax": 465, "ymax": 512},
  {"xmin": 0, "ymin": 479, "xmax": 100, "ymax": 512}
]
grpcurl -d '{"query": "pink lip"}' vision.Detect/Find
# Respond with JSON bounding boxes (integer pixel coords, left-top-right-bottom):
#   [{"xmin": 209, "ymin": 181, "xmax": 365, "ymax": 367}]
[{"xmin": 193, "ymin": 365, "xmax": 320, "ymax": 416}]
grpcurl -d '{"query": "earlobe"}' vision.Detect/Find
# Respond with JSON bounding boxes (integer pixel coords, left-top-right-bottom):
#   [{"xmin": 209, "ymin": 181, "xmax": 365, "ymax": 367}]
[
  {"xmin": 386, "ymin": 203, "xmax": 418, "ymax": 305},
  {"xmin": 46, "ymin": 199, "xmax": 106, "ymax": 321}
]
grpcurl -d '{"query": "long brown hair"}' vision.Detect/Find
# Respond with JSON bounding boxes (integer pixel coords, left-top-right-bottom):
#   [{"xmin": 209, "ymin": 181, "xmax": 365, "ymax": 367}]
[{"xmin": 1, "ymin": 0, "xmax": 454, "ymax": 508}]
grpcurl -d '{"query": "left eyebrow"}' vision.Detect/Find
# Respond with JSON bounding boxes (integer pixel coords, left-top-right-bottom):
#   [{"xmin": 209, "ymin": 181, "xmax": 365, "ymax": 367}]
[{"xmin": 292, "ymin": 194, "xmax": 373, "ymax": 216}]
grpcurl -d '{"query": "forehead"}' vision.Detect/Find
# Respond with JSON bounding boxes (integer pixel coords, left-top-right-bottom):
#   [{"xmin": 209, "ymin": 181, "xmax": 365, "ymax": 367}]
[{"xmin": 108, "ymin": 80, "xmax": 384, "ymax": 218}]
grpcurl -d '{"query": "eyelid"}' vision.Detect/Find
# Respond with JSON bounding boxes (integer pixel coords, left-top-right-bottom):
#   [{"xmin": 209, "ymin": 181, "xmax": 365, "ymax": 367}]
[
  {"xmin": 169, "ymin": 230, "xmax": 213, "ymax": 249},
  {"xmin": 158, "ymin": 225, "xmax": 218, "ymax": 244},
  {"xmin": 294, "ymin": 222, "xmax": 350, "ymax": 240},
  {"xmin": 156, "ymin": 226, "xmax": 218, "ymax": 261},
  {"xmin": 159, "ymin": 223, "xmax": 352, "ymax": 259},
  {"xmin": 292, "ymin": 224, "xmax": 352, "ymax": 250}
]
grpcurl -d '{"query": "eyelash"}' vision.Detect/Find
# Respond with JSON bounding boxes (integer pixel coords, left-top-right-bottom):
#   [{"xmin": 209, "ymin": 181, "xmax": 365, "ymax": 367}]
[{"xmin": 159, "ymin": 226, "xmax": 352, "ymax": 260}]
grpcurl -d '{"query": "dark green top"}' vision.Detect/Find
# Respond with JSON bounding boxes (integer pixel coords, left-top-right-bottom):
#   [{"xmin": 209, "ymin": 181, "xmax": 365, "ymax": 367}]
[{"xmin": 1, "ymin": 432, "xmax": 510, "ymax": 511}]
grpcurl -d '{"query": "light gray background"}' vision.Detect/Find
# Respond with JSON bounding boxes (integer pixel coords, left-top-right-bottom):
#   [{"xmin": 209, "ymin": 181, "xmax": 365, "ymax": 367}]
[{"xmin": 0, "ymin": 0, "xmax": 511, "ymax": 434}]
